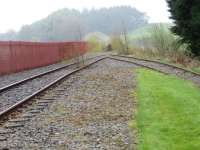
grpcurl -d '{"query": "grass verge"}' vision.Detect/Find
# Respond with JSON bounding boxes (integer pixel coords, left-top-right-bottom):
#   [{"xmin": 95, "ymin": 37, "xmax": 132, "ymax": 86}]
[{"xmin": 132, "ymin": 69, "xmax": 200, "ymax": 150}]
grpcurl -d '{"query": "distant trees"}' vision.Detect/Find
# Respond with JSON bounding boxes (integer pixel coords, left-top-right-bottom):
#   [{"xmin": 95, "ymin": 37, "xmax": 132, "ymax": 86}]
[
  {"xmin": 0, "ymin": 6, "xmax": 148, "ymax": 41},
  {"xmin": 18, "ymin": 13, "xmax": 86, "ymax": 41},
  {"xmin": 84, "ymin": 6, "xmax": 148, "ymax": 34},
  {"xmin": 167, "ymin": 0, "xmax": 200, "ymax": 56}
]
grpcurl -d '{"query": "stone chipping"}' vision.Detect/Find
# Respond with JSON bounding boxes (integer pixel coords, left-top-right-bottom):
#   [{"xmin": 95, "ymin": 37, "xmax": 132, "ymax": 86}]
[{"xmin": 1, "ymin": 58, "xmax": 138, "ymax": 149}]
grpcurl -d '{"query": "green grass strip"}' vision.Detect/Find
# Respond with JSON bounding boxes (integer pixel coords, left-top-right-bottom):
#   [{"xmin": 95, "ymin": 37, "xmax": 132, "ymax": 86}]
[{"xmin": 134, "ymin": 69, "xmax": 200, "ymax": 150}]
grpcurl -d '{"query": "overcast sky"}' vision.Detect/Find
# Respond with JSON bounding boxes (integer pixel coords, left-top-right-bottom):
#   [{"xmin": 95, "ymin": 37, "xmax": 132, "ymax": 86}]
[{"xmin": 0, "ymin": 0, "xmax": 171, "ymax": 33}]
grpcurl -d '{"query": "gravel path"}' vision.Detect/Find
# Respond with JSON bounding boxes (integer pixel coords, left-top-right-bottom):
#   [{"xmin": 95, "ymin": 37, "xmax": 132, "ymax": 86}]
[
  {"xmin": 2, "ymin": 58, "xmax": 138, "ymax": 149},
  {"xmin": 113, "ymin": 56, "xmax": 200, "ymax": 86}
]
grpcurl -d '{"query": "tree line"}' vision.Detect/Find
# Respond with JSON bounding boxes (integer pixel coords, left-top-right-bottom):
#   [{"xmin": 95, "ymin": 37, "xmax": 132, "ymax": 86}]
[{"xmin": 0, "ymin": 6, "xmax": 148, "ymax": 42}]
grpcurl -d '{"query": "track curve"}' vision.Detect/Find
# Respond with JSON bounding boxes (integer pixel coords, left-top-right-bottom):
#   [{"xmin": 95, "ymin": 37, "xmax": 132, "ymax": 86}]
[{"xmin": 112, "ymin": 55, "xmax": 200, "ymax": 86}]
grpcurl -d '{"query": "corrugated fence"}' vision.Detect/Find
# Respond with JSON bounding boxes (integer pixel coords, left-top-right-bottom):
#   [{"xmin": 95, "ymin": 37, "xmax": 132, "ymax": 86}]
[{"xmin": 0, "ymin": 41, "xmax": 87, "ymax": 75}]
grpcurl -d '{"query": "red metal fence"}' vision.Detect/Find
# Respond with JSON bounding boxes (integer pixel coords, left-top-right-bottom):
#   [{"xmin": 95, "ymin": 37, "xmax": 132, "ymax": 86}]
[{"xmin": 0, "ymin": 41, "xmax": 87, "ymax": 75}]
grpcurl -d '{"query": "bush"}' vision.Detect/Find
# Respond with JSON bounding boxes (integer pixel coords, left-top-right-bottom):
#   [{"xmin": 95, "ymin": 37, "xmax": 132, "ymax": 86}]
[
  {"xmin": 130, "ymin": 24, "xmax": 189, "ymax": 56},
  {"xmin": 127, "ymin": 24, "xmax": 200, "ymax": 67},
  {"xmin": 86, "ymin": 36, "xmax": 104, "ymax": 52},
  {"xmin": 151, "ymin": 24, "xmax": 179, "ymax": 52},
  {"xmin": 110, "ymin": 36, "xmax": 129, "ymax": 54}
]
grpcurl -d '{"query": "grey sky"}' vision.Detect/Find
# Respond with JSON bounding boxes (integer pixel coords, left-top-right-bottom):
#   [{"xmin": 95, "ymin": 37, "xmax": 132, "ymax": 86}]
[{"xmin": 0, "ymin": 0, "xmax": 171, "ymax": 33}]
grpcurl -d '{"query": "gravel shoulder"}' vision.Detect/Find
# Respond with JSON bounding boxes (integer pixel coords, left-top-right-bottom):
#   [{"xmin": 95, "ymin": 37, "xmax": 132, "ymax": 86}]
[{"xmin": 3, "ymin": 58, "xmax": 138, "ymax": 149}]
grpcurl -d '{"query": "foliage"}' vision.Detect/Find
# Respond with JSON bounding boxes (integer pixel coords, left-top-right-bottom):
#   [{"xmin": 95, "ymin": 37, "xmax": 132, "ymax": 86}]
[
  {"xmin": 86, "ymin": 36, "xmax": 104, "ymax": 52},
  {"xmin": 130, "ymin": 24, "xmax": 186, "ymax": 53},
  {"xmin": 167, "ymin": 0, "xmax": 200, "ymax": 56},
  {"xmin": 0, "ymin": 6, "xmax": 148, "ymax": 41},
  {"xmin": 133, "ymin": 69, "xmax": 200, "ymax": 150},
  {"xmin": 109, "ymin": 36, "xmax": 126, "ymax": 54},
  {"xmin": 127, "ymin": 23, "xmax": 194, "ymax": 67},
  {"xmin": 129, "ymin": 23, "xmax": 171, "ymax": 40},
  {"xmin": 151, "ymin": 24, "xmax": 185, "ymax": 53},
  {"xmin": 126, "ymin": 23, "xmax": 200, "ymax": 70},
  {"xmin": 109, "ymin": 20, "xmax": 131, "ymax": 55}
]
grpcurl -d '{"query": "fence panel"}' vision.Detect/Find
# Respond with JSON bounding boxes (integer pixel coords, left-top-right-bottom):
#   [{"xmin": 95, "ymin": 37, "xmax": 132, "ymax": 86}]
[
  {"xmin": 0, "ymin": 42, "xmax": 12, "ymax": 74},
  {"xmin": 0, "ymin": 41, "xmax": 87, "ymax": 75}
]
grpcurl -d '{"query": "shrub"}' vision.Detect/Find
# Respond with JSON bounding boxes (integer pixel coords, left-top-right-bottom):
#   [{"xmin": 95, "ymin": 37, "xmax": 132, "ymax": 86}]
[
  {"xmin": 150, "ymin": 24, "xmax": 185, "ymax": 53},
  {"xmin": 86, "ymin": 36, "xmax": 104, "ymax": 52},
  {"xmin": 110, "ymin": 36, "xmax": 130, "ymax": 54},
  {"xmin": 130, "ymin": 24, "xmax": 189, "ymax": 58}
]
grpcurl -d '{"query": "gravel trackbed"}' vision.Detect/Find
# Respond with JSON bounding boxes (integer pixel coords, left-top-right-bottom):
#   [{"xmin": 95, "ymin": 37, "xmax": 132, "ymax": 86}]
[{"xmin": 1, "ymin": 58, "xmax": 138, "ymax": 149}]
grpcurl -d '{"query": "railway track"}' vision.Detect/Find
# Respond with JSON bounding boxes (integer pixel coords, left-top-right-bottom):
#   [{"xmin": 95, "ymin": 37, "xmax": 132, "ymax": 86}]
[
  {"xmin": 0, "ymin": 63, "xmax": 75, "ymax": 93},
  {"xmin": 0, "ymin": 55, "xmax": 199, "ymax": 147},
  {"xmin": 0, "ymin": 55, "xmax": 106, "ymax": 113},
  {"xmin": 0, "ymin": 57, "xmax": 137, "ymax": 149},
  {"xmin": 111, "ymin": 55, "xmax": 200, "ymax": 86},
  {"xmin": 0, "ymin": 55, "xmax": 104, "ymax": 93},
  {"xmin": 0, "ymin": 56, "xmax": 107, "ymax": 119},
  {"xmin": 1, "ymin": 54, "xmax": 199, "ymax": 122},
  {"xmin": 0, "ymin": 56, "xmax": 108, "ymax": 145},
  {"xmin": 1, "ymin": 54, "xmax": 199, "ymax": 120}
]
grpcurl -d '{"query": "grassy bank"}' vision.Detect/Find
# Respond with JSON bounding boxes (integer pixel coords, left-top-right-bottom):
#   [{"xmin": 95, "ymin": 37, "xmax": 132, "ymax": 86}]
[{"xmin": 133, "ymin": 69, "xmax": 200, "ymax": 150}]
